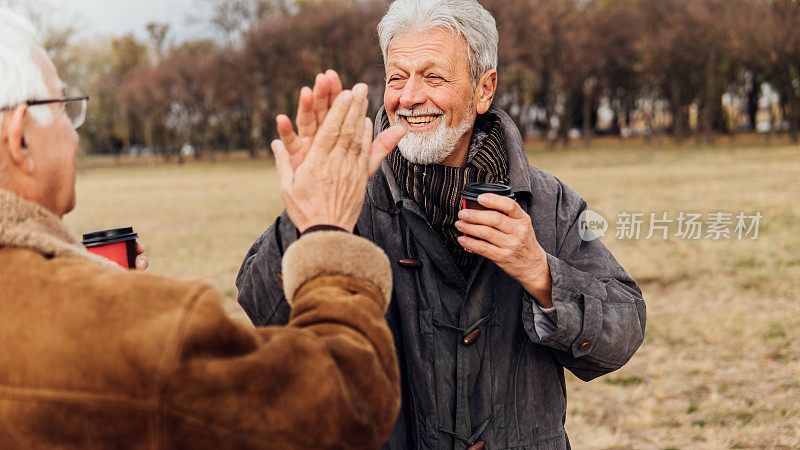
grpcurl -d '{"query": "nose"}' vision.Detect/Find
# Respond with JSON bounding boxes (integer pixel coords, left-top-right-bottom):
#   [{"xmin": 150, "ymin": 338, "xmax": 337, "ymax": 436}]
[{"xmin": 398, "ymin": 76, "xmax": 426, "ymax": 110}]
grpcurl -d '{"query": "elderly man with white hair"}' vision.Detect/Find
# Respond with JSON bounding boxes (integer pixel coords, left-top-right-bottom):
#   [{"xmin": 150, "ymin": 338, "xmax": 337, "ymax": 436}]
[
  {"xmin": 238, "ymin": 0, "xmax": 646, "ymax": 448},
  {"xmin": 0, "ymin": 7, "xmax": 408, "ymax": 448}
]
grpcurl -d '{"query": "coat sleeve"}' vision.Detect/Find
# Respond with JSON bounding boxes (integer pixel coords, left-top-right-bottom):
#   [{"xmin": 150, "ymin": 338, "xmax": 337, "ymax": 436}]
[
  {"xmin": 162, "ymin": 231, "xmax": 400, "ymax": 450},
  {"xmin": 522, "ymin": 177, "xmax": 647, "ymax": 382},
  {"xmin": 236, "ymin": 210, "xmax": 299, "ymax": 326}
]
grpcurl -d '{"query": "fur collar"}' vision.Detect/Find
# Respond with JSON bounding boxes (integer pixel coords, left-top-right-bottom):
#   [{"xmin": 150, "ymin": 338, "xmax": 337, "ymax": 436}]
[{"xmin": 0, "ymin": 188, "xmax": 118, "ymax": 268}]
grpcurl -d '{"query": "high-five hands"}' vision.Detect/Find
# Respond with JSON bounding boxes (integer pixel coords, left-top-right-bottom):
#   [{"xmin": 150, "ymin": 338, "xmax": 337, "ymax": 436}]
[
  {"xmin": 276, "ymin": 70, "xmax": 343, "ymax": 170},
  {"xmin": 275, "ymin": 70, "xmax": 401, "ymax": 176},
  {"xmin": 271, "ymin": 83, "xmax": 405, "ymax": 233}
]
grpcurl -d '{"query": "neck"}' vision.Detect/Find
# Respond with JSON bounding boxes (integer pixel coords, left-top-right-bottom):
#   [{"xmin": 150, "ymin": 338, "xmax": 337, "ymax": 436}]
[{"xmin": 0, "ymin": 178, "xmax": 62, "ymax": 218}]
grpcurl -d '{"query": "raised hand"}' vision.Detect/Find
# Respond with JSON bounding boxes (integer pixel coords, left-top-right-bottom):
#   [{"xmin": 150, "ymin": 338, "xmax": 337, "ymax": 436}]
[
  {"xmin": 271, "ymin": 83, "xmax": 405, "ymax": 233},
  {"xmin": 276, "ymin": 70, "xmax": 343, "ymax": 169}
]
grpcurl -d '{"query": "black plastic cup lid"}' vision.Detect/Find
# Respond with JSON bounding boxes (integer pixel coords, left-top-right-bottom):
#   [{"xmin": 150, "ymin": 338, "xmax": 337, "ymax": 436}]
[
  {"xmin": 82, "ymin": 227, "xmax": 138, "ymax": 247},
  {"xmin": 460, "ymin": 183, "xmax": 515, "ymax": 201}
]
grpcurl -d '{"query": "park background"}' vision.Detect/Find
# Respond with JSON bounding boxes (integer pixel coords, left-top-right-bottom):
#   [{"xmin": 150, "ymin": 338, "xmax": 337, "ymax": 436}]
[{"xmin": 3, "ymin": 0, "xmax": 799, "ymax": 448}]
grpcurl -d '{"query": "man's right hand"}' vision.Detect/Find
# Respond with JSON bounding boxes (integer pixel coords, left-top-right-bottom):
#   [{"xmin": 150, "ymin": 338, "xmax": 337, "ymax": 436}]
[{"xmin": 271, "ymin": 83, "xmax": 405, "ymax": 233}]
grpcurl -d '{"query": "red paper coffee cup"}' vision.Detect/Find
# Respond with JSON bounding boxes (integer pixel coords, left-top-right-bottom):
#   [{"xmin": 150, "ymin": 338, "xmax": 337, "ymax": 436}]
[
  {"xmin": 82, "ymin": 227, "xmax": 139, "ymax": 269},
  {"xmin": 460, "ymin": 183, "xmax": 515, "ymax": 237}
]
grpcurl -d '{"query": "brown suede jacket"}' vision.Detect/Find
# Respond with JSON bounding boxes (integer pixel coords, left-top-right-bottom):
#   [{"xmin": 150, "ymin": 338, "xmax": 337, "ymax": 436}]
[{"xmin": 0, "ymin": 189, "xmax": 400, "ymax": 449}]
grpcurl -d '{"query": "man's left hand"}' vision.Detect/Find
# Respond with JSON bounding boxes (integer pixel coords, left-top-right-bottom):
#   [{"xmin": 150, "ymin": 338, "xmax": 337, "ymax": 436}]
[
  {"xmin": 276, "ymin": 70, "xmax": 343, "ymax": 169},
  {"xmin": 455, "ymin": 193, "xmax": 553, "ymax": 308}
]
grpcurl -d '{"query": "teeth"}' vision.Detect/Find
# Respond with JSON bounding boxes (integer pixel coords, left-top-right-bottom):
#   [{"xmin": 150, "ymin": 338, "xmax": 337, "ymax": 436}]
[{"xmin": 404, "ymin": 115, "xmax": 437, "ymax": 125}]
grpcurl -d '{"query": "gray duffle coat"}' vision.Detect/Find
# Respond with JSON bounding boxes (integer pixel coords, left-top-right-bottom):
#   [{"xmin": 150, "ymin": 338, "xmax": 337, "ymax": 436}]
[{"xmin": 236, "ymin": 106, "xmax": 646, "ymax": 450}]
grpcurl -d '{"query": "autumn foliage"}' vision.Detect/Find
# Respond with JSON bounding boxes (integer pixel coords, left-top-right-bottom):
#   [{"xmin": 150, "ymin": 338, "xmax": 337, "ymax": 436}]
[{"xmin": 53, "ymin": 0, "xmax": 800, "ymax": 155}]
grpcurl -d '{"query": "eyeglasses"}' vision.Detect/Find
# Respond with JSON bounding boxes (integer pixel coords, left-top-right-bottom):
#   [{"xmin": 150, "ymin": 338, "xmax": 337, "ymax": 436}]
[{"xmin": 0, "ymin": 96, "xmax": 90, "ymax": 130}]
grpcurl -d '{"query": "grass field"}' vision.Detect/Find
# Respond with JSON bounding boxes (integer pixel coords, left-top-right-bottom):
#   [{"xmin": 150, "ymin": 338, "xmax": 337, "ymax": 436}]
[{"xmin": 64, "ymin": 142, "xmax": 800, "ymax": 449}]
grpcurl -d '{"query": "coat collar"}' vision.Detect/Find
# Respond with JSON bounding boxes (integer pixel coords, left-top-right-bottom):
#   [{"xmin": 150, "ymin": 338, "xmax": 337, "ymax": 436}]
[
  {"xmin": 369, "ymin": 105, "xmax": 533, "ymax": 214},
  {"xmin": 0, "ymin": 188, "xmax": 117, "ymax": 268}
]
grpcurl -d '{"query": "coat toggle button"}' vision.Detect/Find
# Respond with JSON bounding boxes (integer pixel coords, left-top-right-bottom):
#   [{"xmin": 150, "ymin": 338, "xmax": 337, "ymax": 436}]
[
  {"xmin": 398, "ymin": 258, "xmax": 421, "ymax": 268},
  {"xmin": 463, "ymin": 328, "xmax": 481, "ymax": 345}
]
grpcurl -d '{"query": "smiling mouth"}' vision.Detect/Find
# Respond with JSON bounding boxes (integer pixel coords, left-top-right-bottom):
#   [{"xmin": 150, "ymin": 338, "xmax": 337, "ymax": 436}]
[{"xmin": 400, "ymin": 114, "xmax": 442, "ymax": 129}]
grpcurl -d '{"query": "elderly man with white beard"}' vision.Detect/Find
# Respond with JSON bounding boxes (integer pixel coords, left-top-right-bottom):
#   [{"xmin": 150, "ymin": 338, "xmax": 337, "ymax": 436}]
[{"xmin": 237, "ymin": 0, "xmax": 646, "ymax": 448}]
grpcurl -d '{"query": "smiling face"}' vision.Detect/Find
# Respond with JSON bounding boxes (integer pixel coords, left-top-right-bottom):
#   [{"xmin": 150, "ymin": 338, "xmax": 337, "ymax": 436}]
[{"xmin": 384, "ymin": 28, "xmax": 480, "ymax": 166}]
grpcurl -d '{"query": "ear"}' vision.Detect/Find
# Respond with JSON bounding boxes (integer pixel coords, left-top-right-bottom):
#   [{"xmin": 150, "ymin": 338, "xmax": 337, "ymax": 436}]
[
  {"xmin": 474, "ymin": 69, "xmax": 498, "ymax": 115},
  {"xmin": 4, "ymin": 104, "xmax": 35, "ymax": 175}
]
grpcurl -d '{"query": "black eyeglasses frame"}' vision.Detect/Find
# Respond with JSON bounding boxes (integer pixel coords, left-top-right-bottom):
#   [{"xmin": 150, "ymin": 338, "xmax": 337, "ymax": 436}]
[{"xmin": 0, "ymin": 96, "xmax": 89, "ymax": 111}]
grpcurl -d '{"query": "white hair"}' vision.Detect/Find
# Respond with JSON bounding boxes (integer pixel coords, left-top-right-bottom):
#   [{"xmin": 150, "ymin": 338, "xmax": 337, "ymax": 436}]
[
  {"xmin": 378, "ymin": 0, "xmax": 499, "ymax": 86},
  {"xmin": 0, "ymin": 7, "xmax": 52, "ymax": 130}
]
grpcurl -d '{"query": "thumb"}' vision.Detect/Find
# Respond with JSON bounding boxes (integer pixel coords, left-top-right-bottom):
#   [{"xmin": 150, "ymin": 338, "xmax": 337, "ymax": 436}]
[
  {"xmin": 270, "ymin": 139, "xmax": 294, "ymax": 190},
  {"xmin": 368, "ymin": 125, "xmax": 406, "ymax": 175}
]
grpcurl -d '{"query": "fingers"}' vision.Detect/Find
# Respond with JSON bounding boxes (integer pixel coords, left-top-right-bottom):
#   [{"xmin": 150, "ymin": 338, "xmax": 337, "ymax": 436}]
[
  {"xmin": 311, "ymin": 89, "xmax": 353, "ymax": 156},
  {"xmin": 457, "ymin": 207, "xmax": 517, "ymax": 234},
  {"xmin": 361, "ymin": 117, "xmax": 373, "ymax": 158},
  {"xmin": 296, "ymin": 86, "xmax": 317, "ymax": 138},
  {"xmin": 308, "ymin": 70, "xmax": 343, "ymax": 131},
  {"xmin": 325, "ymin": 69, "xmax": 343, "ymax": 98},
  {"xmin": 457, "ymin": 234, "xmax": 506, "ymax": 261},
  {"xmin": 351, "ymin": 84, "xmax": 370, "ymax": 153},
  {"xmin": 135, "ymin": 254, "xmax": 149, "ymax": 270},
  {"xmin": 276, "ymin": 114, "xmax": 300, "ymax": 154},
  {"xmin": 477, "ymin": 193, "xmax": 526, "ymax": 219},
  {"xmin": 312, "ymin": 73, "xmax": 331, "ymax": 130},
  {"xmin": 454, "ymin": 220, "xmax": 513, "ymax": 248},
  {"xmin": 336, "ymin": 85, "xmax": 367, "ymax": 154},
  {"xmin": 271, "ymin": 139, "xmax": 294, "ymax": 190},
  {"xmin": 368, "ymin": 125, "xmax": 406, "ymax": 174},
  {"xmin": 133, "ymin": 241, "xmax": 148, "ymax": 271}
]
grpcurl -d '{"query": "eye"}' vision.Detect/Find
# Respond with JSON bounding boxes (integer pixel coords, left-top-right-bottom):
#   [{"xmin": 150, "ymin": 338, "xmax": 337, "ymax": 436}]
[{"xmin": 386, "ymin": 75, "xmax": 407, "ymax": 87}]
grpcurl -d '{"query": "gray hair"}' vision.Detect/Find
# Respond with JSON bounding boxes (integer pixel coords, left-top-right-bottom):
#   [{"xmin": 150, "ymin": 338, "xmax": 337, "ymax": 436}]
[
  {"xmin": 0, "ymin": 7, "xmax": 52, "ymax": 130},
  {"xmin": 378, "ymin": 0, "xmax": 499, "ymax": 86}
]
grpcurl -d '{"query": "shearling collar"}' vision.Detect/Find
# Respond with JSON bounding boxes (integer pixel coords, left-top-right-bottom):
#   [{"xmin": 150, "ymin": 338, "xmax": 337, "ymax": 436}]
[{"xmin": 0, "ymin": 188, "xmax": 117, "ymax": 268}]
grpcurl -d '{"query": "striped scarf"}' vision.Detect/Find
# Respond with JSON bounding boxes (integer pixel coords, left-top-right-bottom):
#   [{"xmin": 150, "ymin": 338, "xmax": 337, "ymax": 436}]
[{"xmin": 387, "ymin": 112, "xmax": 508, "ymax": 276}]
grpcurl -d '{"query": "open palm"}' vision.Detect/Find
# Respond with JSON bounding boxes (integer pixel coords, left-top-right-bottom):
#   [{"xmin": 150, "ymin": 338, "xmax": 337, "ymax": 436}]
[{"xmin": 275, "ymin": 70, "xmax": 400, "ymax": 175}]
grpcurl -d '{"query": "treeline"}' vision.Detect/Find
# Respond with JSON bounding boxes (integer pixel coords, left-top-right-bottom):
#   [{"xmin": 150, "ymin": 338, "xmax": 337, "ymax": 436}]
[{"xmin": 47, "ymin": 0, "xmax": 800, "ymax": 155}]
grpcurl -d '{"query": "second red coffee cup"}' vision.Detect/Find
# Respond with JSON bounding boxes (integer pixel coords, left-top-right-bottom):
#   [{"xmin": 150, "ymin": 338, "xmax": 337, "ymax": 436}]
[{"xmin": 82, "ymin": 227, "xmax": 139, "ymax": 269}]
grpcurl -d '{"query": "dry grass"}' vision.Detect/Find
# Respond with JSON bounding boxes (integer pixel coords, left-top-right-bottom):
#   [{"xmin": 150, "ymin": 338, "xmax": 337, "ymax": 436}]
[
  {"xmin": 64, "ymin": 143, "xmax": 800, "ymax": 449},
  {"xmin": 531, "ymin": 143, "xmax": 800, "ymax": 449}
]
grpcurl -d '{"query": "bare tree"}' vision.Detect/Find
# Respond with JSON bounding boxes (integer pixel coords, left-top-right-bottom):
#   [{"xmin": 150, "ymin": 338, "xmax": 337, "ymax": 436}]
[
  {"xmin": 30, "ymin": 0, "xmax": 800, "ymax": 155},
  {"xmin": 146, "ymin": 22, "xmax": 170, "ymax": 64}
]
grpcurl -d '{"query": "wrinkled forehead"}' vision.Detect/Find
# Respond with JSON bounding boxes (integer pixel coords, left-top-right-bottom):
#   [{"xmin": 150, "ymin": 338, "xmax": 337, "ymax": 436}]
[{"xmin": 386, "ymin": 27, "xmax": 469, "ymax": 71}]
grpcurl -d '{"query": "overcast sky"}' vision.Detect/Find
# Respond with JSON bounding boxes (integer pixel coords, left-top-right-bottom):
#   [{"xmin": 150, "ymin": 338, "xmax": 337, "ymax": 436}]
[{"xmin": 51, "ymin": 0, "xmax": 208, "ymax": 41}]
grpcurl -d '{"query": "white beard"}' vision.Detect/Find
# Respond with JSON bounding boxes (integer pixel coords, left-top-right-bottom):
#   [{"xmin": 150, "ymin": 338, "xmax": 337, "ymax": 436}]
[{"xmin": 396, "ymin": 110, "xmax": 473, "ymax": 165}]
